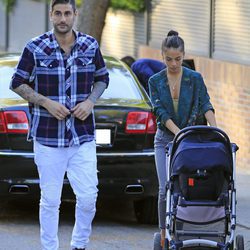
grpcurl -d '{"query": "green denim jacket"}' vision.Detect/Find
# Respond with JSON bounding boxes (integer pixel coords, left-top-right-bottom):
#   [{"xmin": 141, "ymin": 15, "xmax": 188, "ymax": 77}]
[{"xmin": 149, "ymin": 67, "xmax": 214, "ymax": 133}]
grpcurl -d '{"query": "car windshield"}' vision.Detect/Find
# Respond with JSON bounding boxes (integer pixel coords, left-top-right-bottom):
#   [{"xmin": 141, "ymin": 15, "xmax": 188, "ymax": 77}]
[
  {"xmin": 101, "ymin": 65, "xmax": 142, "ymax": 100},
  {"xmin": 0, "ymin": 62, "xmax": 143, "ymax": 100},
  {"xmin": 0, "ymin": 65, "xmax": 21, "ymax": 99}
]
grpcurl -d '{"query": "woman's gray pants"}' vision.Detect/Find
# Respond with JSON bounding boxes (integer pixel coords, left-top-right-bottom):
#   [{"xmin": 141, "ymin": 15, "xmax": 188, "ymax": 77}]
[{"xmin": 154, "ymin": 128, "xmax": 174, "ymax": 229}]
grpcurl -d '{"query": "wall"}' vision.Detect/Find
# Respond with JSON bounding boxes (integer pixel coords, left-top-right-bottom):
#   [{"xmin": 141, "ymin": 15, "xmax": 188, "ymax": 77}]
[
  {"xmin": 148, "ymin": 0, "xmax": 211, "ymax": 57},
  {"xmin": 139, "ymin": 45, "xmax": 250, "ymax": 171},
  {"xmin": 8, "ymin": 0, "xmax": 47, "ymax": 52},
  {"xmin": 0, "ymin": 2, "xmax": 6, "ymax": 51},
  {"xmin": 101, "ymin": 9, "xmax": 146, "ymax": 59},
  {"xmin": 0, "ymin": 0, "xmax": 47, "ymax": 53}
]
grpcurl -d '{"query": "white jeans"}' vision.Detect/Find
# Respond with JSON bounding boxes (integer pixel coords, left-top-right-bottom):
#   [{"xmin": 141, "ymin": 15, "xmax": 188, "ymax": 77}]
[{"xmin": 34, "ymin": 140, "xmax": 98, "ymax": 250}]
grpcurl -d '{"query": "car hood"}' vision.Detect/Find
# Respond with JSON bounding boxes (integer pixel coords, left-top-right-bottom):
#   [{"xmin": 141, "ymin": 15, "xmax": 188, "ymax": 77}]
[
  {"xmin": 0, "ymin": 98, "xmax": 27, "ymax": 109},
  {"xmin": 97, "ymin": 98, "xmax": 151, "ymax": 109}
]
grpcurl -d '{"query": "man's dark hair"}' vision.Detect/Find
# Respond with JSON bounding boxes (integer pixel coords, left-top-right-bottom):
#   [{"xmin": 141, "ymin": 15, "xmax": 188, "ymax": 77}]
[
  {"xmin": 120, "ymin": 56, "xmax": 136, "ymax": 67},
  {"xmin": 50, "ymin": 0, "xmax": 76, "ymax": 11}
]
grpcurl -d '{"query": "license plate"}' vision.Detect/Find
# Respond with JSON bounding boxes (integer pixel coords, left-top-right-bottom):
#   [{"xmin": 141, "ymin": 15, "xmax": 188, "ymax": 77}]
[{"xmin": 96, "ymin": 129, "xmax": 111, "ymax": 145}]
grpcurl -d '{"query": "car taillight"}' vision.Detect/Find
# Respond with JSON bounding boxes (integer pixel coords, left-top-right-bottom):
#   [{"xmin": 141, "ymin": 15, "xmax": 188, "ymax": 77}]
[
  {"xmin": 0, "ymin": 111, "xmax": 28, "ymax": 134},
  {"xmin": 125, "ymin": 111, "xmax": 156, "ymax": 134},
  {"xmin": 147, "ymin": 113, "xmax": 157, "ymax": 134},
  {"xmin": 0, "ymin": 112, "xmax": 7, "ymax": 133}
]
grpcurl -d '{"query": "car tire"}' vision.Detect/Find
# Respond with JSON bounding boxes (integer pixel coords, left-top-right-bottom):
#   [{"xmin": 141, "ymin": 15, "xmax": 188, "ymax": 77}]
[{"xmin": 133, "ymin": 196, "xmax": 158, "ymax": 224}]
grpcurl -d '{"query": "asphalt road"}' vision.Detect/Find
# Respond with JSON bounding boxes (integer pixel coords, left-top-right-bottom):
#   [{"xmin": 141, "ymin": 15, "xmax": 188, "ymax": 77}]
[
  {"xmin": 0, "ymin": 169, "xmax": 249, "ymax": 250},
  {"xmin": 0, "ymin": 198, "xmax": 157, "ymax": 250}
]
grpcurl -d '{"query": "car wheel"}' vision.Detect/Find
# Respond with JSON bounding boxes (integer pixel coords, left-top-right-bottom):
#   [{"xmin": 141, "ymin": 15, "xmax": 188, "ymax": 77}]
[
  {"xmin": 236, "ymin": 234, "xmax": 244, "ymax": 250},
  {"xmin": 133, "ymin": 196, "xmax": 158, "ymax": 224}
]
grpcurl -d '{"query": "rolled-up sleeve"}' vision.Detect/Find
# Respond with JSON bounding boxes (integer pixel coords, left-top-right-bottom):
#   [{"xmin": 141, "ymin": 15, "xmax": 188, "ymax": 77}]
[
  {"xmin": 149, "ymin": 76, "xmax": 172, "ymax": 126},
  {"xmin": 10, "ymin": 45, "xmax": 35, "ymax": 90},
  {"xmin": 198, "ymin": 75, "xmax": 214, "ymax": 114},
  {"xmin": 93, "ymin": 46, "xmax": 109, "ymax": 87}
]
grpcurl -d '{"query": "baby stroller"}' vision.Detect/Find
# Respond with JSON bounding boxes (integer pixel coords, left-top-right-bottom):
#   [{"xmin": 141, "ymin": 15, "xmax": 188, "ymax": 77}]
[{"xmin": 153, "ymin": 126, "xmax": 244, "ymax": 250}]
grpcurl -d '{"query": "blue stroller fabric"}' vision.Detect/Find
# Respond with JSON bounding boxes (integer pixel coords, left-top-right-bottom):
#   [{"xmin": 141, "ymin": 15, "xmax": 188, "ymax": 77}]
[
  {"xmin": 170, "ymin": 132, "xmax": 231, "ymax": 223},
  {"xmin": 170, "ymin": 134, "xmax": 232, "ymax": 177}
]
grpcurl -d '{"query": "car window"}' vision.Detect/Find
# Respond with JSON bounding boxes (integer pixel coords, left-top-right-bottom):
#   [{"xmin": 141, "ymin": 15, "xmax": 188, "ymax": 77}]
[
  {"xmin": 0, "ymin": 61, "xmax": 143, "ymax": 100},
  {"xmin": 101, "ymin": 66, "xmax": 143, "ymax": 100},
  {"xmin": 0, "ymin": 66, "xmax": 22, "ymax": 99}
]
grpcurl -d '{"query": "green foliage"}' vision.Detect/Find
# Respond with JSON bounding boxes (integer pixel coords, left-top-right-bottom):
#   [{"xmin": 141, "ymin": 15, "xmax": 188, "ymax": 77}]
[
  {"xmin": 29, "ymin": 0, "xmax": 81, "ymax": 8},
  {"xmin": 0, "ymin": 0, "xmax": 16, "ymax": 12},
  {"xmin": 76, "ymin": 0, "xmax": 81, "ymax": 8},
  {"xmin": 110, "ymin": 0, "xmax": 145, "ymax": 12}
]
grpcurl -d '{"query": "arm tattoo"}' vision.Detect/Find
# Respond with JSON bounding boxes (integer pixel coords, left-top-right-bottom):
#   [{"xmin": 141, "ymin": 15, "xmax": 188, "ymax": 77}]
[
  {"xmin": 88, "ymin": 81, "xmax": 107, "ymax": 104},
  {"xmin": 13, "ymin": 84, "xmax": 47, "ymax": 106}
]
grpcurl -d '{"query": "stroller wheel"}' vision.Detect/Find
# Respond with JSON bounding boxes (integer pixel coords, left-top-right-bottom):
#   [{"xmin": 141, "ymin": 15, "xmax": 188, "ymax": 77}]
[
  {"xmin": 153, "ymin": 232, "xmax": 162, "ymax": 250},
  {"xmin": 236, "ymin": 234, "xmax": 244, "ymax": 250},
  {"xmin": 153, "ymin": 232, "xmax": 168, "ymax": 250}
]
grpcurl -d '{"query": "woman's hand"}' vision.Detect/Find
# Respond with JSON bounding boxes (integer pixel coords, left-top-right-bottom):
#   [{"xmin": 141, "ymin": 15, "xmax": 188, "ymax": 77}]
[
  {"xmin": 165, "ymin": 119, "xmax": 180, "ymax": 135},
  {"xmin": 205, "ymin": 110, "xmax": 217, "ymax": 127}
]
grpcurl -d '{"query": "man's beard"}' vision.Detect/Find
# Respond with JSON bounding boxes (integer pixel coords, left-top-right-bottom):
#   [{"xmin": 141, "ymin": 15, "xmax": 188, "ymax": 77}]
[{"xmin": 54, "ymin": 24, "xmax": 72, "ymax": 34}]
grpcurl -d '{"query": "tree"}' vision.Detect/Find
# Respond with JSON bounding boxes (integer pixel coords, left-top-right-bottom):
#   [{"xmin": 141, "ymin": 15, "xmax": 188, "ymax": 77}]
[
  {"xmin": 77, "ymin": 0, "xmax": 110, "ymax": 44},
  {"xmin": 1, "ymin": 0, "xmax": 146, "ymax": 45},
  {"xmin": 77, "ymin": 0, "xmax": 146, "ymax": 44},
  {"xmin": 0, "ymin": 0, "xmax": 16, "ymax": 12}
]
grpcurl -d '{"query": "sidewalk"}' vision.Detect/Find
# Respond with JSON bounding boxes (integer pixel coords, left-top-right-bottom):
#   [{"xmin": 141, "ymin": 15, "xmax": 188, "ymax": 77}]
[
  {"xmin": 237, "ymin": 170, "xmax": 250, "ymax": 227},
  {"xmin": 236, "ymin": 168, "xmax": 250, "ymax": 249}
]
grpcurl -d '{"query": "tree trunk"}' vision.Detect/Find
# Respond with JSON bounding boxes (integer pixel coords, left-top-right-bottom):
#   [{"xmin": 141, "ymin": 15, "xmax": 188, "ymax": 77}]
[{"xmin": 77, "ymin": 0, "xmax": 110, "ymax": 44}]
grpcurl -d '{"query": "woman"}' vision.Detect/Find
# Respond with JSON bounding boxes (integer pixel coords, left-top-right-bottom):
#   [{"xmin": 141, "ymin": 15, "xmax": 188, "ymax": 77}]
[{"xmin": 148, "ymin": 30, "xmax": 217, "ymax": 247}]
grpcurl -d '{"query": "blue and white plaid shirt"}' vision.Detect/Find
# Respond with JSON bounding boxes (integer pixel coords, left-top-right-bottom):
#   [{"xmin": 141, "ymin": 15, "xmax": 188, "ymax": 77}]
[{"xmin": 10, "ymin": 30, "xmax": 109, "ymax": 147}]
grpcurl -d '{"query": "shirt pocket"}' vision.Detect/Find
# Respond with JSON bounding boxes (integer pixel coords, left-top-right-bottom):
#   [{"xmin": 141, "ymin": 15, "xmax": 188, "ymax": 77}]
[
  {"xmin": 36, "ymin": 59, "xmax": 60, "ymax": 96},
  {"xmin": 36, "ymin": 59, "xmax": 59, "ymax": 74},
  {"xmin": 75, "ymin": 57, "xmax": 95, "ymax": 72}
]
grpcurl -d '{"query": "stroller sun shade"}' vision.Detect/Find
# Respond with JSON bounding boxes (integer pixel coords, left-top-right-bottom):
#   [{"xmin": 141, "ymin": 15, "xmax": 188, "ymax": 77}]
[{"xmin": 170, "ymin": 134, "xmax": 232, "ymax": 177}]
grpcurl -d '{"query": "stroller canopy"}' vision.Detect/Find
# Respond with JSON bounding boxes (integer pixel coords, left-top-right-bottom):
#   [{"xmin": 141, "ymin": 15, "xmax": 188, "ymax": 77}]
[{"xmin": 170, "ymin": 133, "xmax": 233, "ymax": 176}]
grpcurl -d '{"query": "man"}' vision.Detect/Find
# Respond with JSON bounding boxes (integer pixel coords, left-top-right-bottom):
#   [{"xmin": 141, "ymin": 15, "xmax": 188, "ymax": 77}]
[
  {"xmin": 131, "ymin": 58, "xmax": 165, "ymax": 94},
  {"xmin": 131, "ymin": 58, "xmax": 194, "ymax": 94},
  {"xmin": 10, "ymin": 0, "xmax": 109, "ymax": 249}
]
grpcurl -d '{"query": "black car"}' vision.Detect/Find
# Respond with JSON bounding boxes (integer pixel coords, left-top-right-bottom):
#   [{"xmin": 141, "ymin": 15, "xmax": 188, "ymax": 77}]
[{"xmin": 0, "ymin": 54, "xmax": 158, "ymax": 224}]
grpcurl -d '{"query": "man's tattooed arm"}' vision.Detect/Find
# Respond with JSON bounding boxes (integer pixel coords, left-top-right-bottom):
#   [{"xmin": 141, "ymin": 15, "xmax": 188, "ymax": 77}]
[
  {"xmin": 13, "ymin": 84, "xmax": 48, "ymax": 106},
  {"xmin": 13, "ymin": 84, "xmax": 70, "ymax": 120}
]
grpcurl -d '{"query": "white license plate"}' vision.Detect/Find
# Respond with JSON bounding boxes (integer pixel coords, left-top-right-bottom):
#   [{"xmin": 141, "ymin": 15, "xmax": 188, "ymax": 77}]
[{"xmin": 96, "ymin": 129, "xmax": 111, "ymax": 145}]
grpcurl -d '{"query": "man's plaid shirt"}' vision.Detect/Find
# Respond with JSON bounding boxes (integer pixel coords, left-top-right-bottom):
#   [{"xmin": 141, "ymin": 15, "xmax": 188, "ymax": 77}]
[{"xmin": 10, "ymin": 30, "xmax": 109, "ymax": 147}]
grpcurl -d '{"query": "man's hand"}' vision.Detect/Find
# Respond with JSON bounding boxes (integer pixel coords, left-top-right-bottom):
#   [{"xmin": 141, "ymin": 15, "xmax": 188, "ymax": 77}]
[
  {"xmin": 71, "ymin": 99, "xmax": 94, "ymax": 121},
  {"xmin": 43, "ymin": 99, "xmax": 70, "ymax": 120}
]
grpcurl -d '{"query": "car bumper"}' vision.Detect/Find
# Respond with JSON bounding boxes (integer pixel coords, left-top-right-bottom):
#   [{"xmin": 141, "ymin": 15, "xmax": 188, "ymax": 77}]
[{"xmin": 0, "ymin": 150, "xmax": 157, "ymax": 200}]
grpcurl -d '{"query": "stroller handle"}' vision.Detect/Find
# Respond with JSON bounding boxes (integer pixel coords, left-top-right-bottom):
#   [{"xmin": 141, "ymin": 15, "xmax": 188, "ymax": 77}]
[
  {"xmin": 172, "ymin": 125, "xmax": 235, "ymax": 155},
  {"xmin": 174, "ymin": 125, "xmax": 230, "ymax": 142}
]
